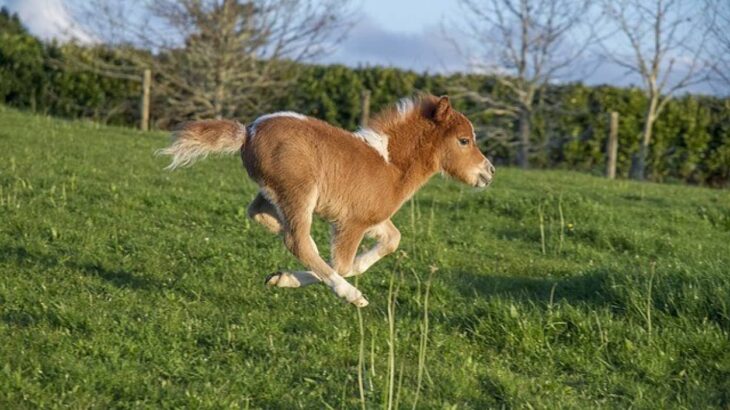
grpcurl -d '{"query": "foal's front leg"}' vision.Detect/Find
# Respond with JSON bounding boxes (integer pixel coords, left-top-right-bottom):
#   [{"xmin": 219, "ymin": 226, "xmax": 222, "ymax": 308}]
[
  {"xmin": 330, "ymin": 223, "xmax": 368, "ymax": 278},
  {"xmin": 265, "ymin": 223, "xmax": 367, "ymax": 288},
  {"xmin": 266, "ymin": 220, "xmax": 400, "ymax": 288},
  {"xmin": 346, "ymin": 219, "xmax": 401, "ymax": 277}
]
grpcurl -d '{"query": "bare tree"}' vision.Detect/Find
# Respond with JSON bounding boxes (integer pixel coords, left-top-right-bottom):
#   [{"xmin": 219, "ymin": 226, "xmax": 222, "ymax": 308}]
[
  {"xmin": 601, "ymin": 0, "xmax": 710, "ymax": 180},
  {"xmin": 706, "ymin": 0, "xmax": 730, "ymax": 91},
  {"xmin": 455, "ymin": 0, "xmax": 597, "ymax": 168},
  {"xmin": 69, "ymin": 0, "xmax": 352, "ymax": 126}
]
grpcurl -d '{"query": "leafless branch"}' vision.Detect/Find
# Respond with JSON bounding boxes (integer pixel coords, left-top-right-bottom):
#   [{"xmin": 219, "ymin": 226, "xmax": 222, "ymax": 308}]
[
  {"xmin": 704, "ymin": 0, "xmax": 730, "ymax": 93},
  {"xmin": 600, "ymin": 0, "xmax": 710, "ymax": 179},
  {"xmin": 451, "ymin": 0, "xmax": 600, "ymax": 168},
  {"xmin": 66, "ymin": 0, "xmax": 354, "ymax": 125}
]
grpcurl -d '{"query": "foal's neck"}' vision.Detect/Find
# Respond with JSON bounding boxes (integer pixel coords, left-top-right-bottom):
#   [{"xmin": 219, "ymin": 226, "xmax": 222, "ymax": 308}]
[{"xmin": 382, "ymin": 121, "xmax": 441, "ymax": 203}]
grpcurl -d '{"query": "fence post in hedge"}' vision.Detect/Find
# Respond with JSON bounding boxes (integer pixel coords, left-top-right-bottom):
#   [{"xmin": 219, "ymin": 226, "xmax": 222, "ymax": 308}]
[
  {"xmin": 140, "ymin": 69, "xmax": 151, "ymax": 131},
  {"xmin": 606, "ymin": 111, "xmax": 619, "ymax": 179},
  {"xmin": 360, "ymin": 89, "xmax": 371, "ymax": 127}
]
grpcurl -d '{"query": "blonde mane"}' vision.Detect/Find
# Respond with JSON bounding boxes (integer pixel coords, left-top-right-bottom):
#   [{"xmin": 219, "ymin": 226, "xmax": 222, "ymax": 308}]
[
  {"xmin": 369, "ymin": 95, "xmax": 439, "ymax": 132},
  {"xmin": 351, "ymin": 95, "xmax": 440, "ymax": 162}
]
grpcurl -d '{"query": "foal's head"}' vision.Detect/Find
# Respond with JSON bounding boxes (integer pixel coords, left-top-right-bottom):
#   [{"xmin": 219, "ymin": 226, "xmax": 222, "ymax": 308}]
[{"xmin": 428, "ymin": 96, "xmax": 495, "ymax": 188}]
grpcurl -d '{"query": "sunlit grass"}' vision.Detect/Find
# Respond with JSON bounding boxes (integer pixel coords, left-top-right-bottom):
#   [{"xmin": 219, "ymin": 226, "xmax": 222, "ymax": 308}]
[{"xmin": 1, "ymin": 105, "xmax": 729, "ymax": 408}]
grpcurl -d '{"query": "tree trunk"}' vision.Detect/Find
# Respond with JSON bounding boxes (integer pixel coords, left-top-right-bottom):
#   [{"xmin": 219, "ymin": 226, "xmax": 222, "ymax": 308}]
[
  {"xmin": 360, "ymin": 89, "xmax": 371, "ymax": 127},
  {"xmin": 630, "ymin": 96, "xmax": 658, "ymax": 180},
  {"xmin": 606, "ymin": 111, "xmax": 619, "ymax": 179},
  {"xmin": 214, "ymin": 82, "xmax": 225, "ymax": 120},
  {"xmin": 517, "ymin": 108, "xmax": 531, "ymax": 169},
  {"xmin": 140, "ymin": 69, "xmax": 151, "ymax": 131}
]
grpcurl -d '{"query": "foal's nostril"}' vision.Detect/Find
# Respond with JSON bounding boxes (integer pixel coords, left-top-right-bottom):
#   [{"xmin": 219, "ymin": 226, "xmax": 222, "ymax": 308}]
[{"xmin": 489, "ymin": 164, "xmax": 496, "ymax": 175}]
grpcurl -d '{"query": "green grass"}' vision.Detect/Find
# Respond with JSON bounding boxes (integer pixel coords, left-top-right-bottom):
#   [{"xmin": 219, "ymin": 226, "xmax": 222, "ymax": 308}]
[{"xmin": 1, "ymin": 105, "xmax": 729, "ymax": 409}]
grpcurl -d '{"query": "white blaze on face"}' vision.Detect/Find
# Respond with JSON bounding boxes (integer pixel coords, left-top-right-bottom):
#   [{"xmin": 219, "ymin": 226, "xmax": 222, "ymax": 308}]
[{"xmin": 353, "ymin": 128, "xmax": 390, "ymax": 162}]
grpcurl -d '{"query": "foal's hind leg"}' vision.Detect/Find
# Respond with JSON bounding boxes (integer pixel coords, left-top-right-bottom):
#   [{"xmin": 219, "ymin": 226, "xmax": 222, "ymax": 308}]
[
  {"xmin": 274, "ymin": 189, "xmax": 368, "ymax": 306},
  {"xmin": 268, "ymin": 219, "xmax": 399, "ymax": 287},
  {"xmin": 249, "ymin": 191, "xmax": 322, "ymax": 287},
  {"xmin": 265, "ymin": 223, "xmax": 367, "ymax": 289},
  {"xmin": 247, "ymin": 192, "xmax": 283, "ymax": 234},
  {"xmin": 248, "ymin": 191, "xmax": 321, "ymax": 288}
]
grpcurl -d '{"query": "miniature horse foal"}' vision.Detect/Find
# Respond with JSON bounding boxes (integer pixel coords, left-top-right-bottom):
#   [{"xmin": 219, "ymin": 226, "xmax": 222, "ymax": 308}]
[{"xmin": 160, "ymin": 95, "xmax": 494, "ymax": 307}]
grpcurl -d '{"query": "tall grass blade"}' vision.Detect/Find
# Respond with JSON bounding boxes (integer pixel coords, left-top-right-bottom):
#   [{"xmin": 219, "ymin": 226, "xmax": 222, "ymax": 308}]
[
  {"xmin": 558, "ymin": 195, "xmax": 564, "ymax": 254},
  {"xmin": 539, "ymin": 202, "xmax": 546, "ymax": 255},
  {"xmin": 356, "ymin": 277, "xmax": 366, "ymax": 410},
  {"xmin": 412, "ymin": 267, "xmax": 433, "ymax": 410},
  {"xmin": 384, "ymin": 271, "xmax": 398, "ymax": 410}
]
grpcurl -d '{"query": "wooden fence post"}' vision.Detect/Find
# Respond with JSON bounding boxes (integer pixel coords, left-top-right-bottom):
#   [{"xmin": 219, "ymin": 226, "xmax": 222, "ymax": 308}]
[
  {"xmin": 606, "ymin": 111, "xmax": 619, "ymax": 179},
  {"xmin": 360, "ymin": 89, "xmax": 371, "ymax": 127},
  {"xmin": 140, "ymin": 69, "xmax": 151, "ymax": 131}
]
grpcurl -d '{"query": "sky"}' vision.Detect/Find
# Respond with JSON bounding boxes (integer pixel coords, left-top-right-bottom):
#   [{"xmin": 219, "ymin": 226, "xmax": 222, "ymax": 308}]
[
  {"xmin": 0, "ymin": 0, "xmax": 718, "ymax": 94},
  {"xmin": 1, "ymin": 0, "xmax": 91, "ymax": 42}
]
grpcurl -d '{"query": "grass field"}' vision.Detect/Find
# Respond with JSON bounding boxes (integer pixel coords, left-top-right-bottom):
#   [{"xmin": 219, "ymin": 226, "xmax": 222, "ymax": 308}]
[{"xmin": 1, "ymin": 105, "xmax": 729, "ymax": 409}]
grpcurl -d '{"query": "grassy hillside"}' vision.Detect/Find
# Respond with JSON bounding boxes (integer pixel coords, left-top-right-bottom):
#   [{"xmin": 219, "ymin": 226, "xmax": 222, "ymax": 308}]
[{"xmin": 1, "ymin": 105, "xmax": 729, "ymax": 409}]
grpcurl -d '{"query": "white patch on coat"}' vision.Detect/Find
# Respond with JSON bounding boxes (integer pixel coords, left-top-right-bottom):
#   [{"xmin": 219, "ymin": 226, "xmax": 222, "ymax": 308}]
[
  {"xmin": 250, "ymin": 111, "xmax": 307, "ymax": 136},
  {"xmin": 353, "ymin": 128, "xmax": 390, "ymax": 161}
]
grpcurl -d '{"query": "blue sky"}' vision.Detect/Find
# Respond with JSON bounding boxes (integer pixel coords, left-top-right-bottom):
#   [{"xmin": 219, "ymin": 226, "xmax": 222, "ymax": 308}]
[
  {"xmin": 358, "ymin": 0, "xmax": 450, "ymax": 34},
  {"xmin": 322, "ymin": 10, "xmax": 462, "ymax": 73},
  {"xmin": 0, "ymin": 0, "xmax": 717, "ymax": 94},
  {"xmin": 323, "ymin": 0, "xmax": 459, "ymax": 72}
]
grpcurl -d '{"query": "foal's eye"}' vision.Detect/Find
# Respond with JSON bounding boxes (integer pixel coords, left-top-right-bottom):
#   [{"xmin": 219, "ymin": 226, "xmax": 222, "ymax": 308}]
[{"xmin": 458, "ymin": 138, "xmax": 470, "ymax": 146}]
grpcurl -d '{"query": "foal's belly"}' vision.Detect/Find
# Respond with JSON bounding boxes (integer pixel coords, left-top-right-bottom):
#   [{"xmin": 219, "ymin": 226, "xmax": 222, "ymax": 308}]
[{"xmin": 314, "ymin": 193, "xmax": 394, "ymax": 226}]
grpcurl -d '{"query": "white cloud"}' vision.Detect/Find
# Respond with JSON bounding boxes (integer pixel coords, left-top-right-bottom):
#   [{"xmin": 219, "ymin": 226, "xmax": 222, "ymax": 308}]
[
  {"xmin": 318, "ymin": 14, "xmax": 466, "ymax": 73},
  {"xmin": 1, "ymin": 0, "xmax": 92, "ymax": 42}
]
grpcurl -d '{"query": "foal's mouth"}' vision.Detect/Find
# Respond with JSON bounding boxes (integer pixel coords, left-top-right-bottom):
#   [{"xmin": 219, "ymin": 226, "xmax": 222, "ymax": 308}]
[{"xmin": 475, "ymin": 174, "xmax": 492, "ymax": 188}]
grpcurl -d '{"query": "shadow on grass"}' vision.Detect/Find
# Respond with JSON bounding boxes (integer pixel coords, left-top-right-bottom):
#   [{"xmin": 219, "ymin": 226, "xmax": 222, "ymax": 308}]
[
  {"xmin": 0, "ymin": 244, "xmax": 163, "ymax": 291},
  {"xmin": 448, "ymin": 268, "xmax": 615, "ymax": 307},
  {"xmin": 75, "ymin": 261, "xmax": 161, "ymax": 290}
]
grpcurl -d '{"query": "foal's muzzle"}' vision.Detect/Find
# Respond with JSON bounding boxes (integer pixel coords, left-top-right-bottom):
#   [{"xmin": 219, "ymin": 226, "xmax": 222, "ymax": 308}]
[{"xmin": 474, "ymin": 162, "xmax": 495, "ymax": 188}]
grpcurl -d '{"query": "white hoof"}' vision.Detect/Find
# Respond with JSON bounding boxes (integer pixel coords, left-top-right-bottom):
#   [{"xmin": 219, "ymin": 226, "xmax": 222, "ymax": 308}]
[
  {"xmin": 264, "ymin": 272, "xmax": 301, "ymax": 288},
  {"xmin": 351, "ymin": 296, "xmax": 369, "ymax": 307},
  {"xmin": 265, "ymin": 272, "xmax": 281, "ymax": 286},
  {"xmin": 330, "ymin": 275, "xmax": 365, "ymax": 304}
]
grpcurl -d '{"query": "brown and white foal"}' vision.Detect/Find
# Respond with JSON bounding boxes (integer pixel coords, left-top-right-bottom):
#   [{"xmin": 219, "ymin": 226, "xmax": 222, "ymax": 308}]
[{"xmin": 160, "ymin": 95, "xmax": 494, "ymax": 307}]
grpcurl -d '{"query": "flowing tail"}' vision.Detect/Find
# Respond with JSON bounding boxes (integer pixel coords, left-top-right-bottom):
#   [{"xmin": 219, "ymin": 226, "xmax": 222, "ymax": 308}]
[{"xmin": 157, "ymin": 119, "xmax": 247, "ymax": 170}]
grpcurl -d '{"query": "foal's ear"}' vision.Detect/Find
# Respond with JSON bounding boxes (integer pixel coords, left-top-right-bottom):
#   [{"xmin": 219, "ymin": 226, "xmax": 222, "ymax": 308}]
[{"xmin": 433, "ymin": 95, "xmax": 452, "ymax": 122}]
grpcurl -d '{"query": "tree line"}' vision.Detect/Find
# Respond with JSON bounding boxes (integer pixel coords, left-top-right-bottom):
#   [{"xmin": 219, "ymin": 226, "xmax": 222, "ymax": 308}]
[{"xmin": 1, "ymin": 5, "xmax": 728, "ymax": 187}]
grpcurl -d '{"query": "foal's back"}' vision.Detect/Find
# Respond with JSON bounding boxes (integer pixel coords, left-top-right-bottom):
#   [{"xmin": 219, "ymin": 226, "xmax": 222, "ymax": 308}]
[{"xmin": 242, "ymin": 115, "xmax": 397, "ymax": 223}]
